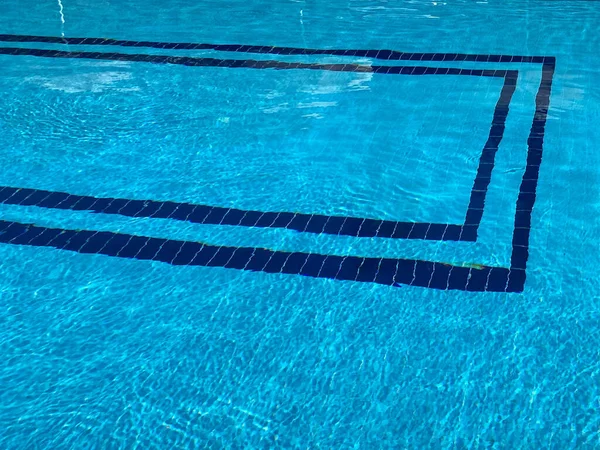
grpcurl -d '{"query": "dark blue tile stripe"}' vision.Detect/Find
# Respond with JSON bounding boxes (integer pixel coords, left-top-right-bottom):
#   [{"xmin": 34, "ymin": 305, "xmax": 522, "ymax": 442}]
[
  {"xmin": 0, "ymin": 47, "xmax": 509, "ymax": 77},
  {"xmin": 0, "ymin": 46, "xmax": 512, "ymax": 243},
  {"xmin": 0, "ymin": 186, "xmax": 468, "ymax": 241},
  {"xmin": 462, "ymin": 71, "xmax": 518, "ymax": 235},
  {"xmin": 0, "ymin": 38, "xmax": 555, "ymax": 292},
  {"xmin": 508, "ymin": 60, "xmax": 555, "ymax": 285},
  {"xmin": 0, "ymin": 34, "xmax": 553, "ymax": 64},
  {"xmin": 0, "ymin": 219, "xmax": 518, "ymax": 292}
]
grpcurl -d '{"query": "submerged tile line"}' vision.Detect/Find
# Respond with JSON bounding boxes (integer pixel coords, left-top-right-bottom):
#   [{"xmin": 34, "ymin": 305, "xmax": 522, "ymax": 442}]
[
  {"xmin": 0, "ymin": 34, "xmax": 553, "ymax": 64},
  {"xmin": 509, "ymin": 60, "xmax": 555, "ymax": 274},
  {"xmin": 462, "ymin": 70, "xmax": 518, "ymax": 238},
  {"xmin": 0, "ymin": 41, "xmax": 556, "ymax": 292},
  {"xmin": 0, "ymin": 219, "xmax": 520, "ymax": 292},
  {"xmin": 0, "ymin": 186, "xmax": 468, "ymax": 241},
  {"xmin": 0, "ymin": 47, "xmax": 509, "ymax": 78},
  {"xmin": 0, "ymin": 47, "xmax": 512, "ymax": 243}
]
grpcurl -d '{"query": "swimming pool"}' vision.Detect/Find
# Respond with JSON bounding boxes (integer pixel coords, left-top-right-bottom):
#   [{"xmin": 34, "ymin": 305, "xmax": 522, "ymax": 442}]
[{"xmin": 1, "ymin": 0, "xmax": 599, "ymax": 447}]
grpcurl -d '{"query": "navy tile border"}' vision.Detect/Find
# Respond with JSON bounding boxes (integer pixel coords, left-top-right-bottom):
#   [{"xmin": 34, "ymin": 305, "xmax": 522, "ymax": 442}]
[
  {"xmin": 0, "ymin": 45, "xmax": 514, "ymax": 242},
  {"xmin": 0, "ymin": 186, "xmax": 467, "ymax": 240},
  {"xmin": 0, "ymin": 35, "xmax": 556, "ymax": 292},
  {"xmin": 0, "ymin": 34, "xmax": 553, "ymax": 64},
  {"xmin": 0, "ymin": 219, "xmax": 521, "ymax": 292}
]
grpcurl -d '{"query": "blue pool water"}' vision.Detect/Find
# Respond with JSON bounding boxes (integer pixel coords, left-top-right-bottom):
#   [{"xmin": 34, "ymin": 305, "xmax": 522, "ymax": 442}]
[{"xmin": 0, "ymin": 0, "xmax": 599, "ymax": 447}]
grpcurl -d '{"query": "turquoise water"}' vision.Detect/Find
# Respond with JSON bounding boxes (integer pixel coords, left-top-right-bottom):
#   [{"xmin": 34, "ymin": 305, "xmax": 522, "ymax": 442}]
[{"xmin": 0, "ymin": 0, "xmax": 599, "ymax": 447}]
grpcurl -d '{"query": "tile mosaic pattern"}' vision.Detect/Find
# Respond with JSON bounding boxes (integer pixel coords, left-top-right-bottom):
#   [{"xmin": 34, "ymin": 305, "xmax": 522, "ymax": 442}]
[{"xmin": 0, "ymin": 35, "xmax": 555, "ymax": 292}]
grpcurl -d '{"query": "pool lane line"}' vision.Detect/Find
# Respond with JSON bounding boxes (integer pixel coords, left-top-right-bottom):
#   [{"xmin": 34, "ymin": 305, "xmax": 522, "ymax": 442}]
[
  {"xmin": 0, "ymin": 39, "xmax": 555, "ymax": 292},
  {"xmin": 0, "ymin": 46, "xmax": 517, "ymax": 242},
  {"xmin": 462, "ymin": 71, "xmax": 517, "ymax": 240},
  {"xmin": 0, "ymin": 46, "xmax": 517, "ymax": 244},
  {"xmin": 0, "ymin": 186, "xmax": 469, "ymax": 241},
  {"xmin": 509, "ymin": 60, "xmax": 555, "ymax": 273},
  {"xmin": 0, "ymin": 219, "xmax": 521, "ymax": 292},
  {"xmin": 0, "ymin": 47, "xmax": 511, "ymax": 77},
  {"xmin": 0, "ymin": 34, "xmax": 555, "ymax": 65}
]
